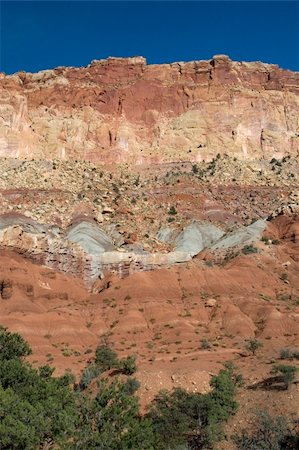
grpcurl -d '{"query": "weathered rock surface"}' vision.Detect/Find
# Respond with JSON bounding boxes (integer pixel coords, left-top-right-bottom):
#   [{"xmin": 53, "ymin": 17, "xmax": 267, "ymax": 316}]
[
  {"xmin": 0, "ymin": 213, "xmax": 275, "ymax": 285},
  {"xmin": 1, "ymin": 56, "xmax": 298, "ymax": 163},
  {"xmin": 212, "ymin": 219, "xmax": 267, "ymax": 250},
  {"xmin": 66, "ymin": 220, "xmax": 115, "ymax": 255},
  {"xmin": 175, "ymin": 221, "xmax": 225, "ymax": 256},
  {"xmin": 0, "ymin": 214, "xmax": 194, "ymax": 284}
]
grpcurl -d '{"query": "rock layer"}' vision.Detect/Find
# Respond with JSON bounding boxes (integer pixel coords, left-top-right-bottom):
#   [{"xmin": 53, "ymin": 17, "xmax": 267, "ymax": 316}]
[
  {"xmin": 0, "ymin": 213, "xmax": 274, "ymax": 286},
  {"xmin": 1, "ymin": 55, "xmax": 299, "ymax": 163}
]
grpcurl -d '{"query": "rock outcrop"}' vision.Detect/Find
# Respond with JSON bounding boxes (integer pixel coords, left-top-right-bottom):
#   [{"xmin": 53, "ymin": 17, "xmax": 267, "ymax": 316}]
[
  {"xmin": 1, "ymin": 55, "xmax": 298, "ymax": 163},
  {"xmin": 157, "ymin": 221, "xmax": 225, "ymax": 256},
  {"xmin": 211, "ymin": 219, "xmax": 266, "ymax": 250},
  {"xmin": 0, "ymin": 213, "xmax": 278, "ymax": 286},
  {"xmin": 0, "ymin": 214, "xmax": 193, "ymax": 284}
]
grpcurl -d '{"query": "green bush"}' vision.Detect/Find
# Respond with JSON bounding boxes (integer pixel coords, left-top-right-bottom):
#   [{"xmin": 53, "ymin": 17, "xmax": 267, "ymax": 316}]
[
  {"xmin": 0, "ymin": 328, "xmax": 78, "ymax": 449},
  {"xmin": 0, "ymin": 385, "xmax": 47, "ymax": 450},
  {"xmin": 200, "ymin": 338, "xmax": 211, "ymax": 350},
  {"xmin": 280, "ymin": 348, "xmax": 299, "ymax": 360},
  {"xmin": 0, "ymin": 326, "xmax": 31, "ymax": 361},
  {"xmin": 147, "ymin": 367, "xmax": 238, "ymax": 449},
  {"xmin": 168, "ymin": 206, "xmax": 177, "ymax": 215},
  {"xmin": 78, "ymin": 363, "xmax": 101, "ymax": 390},
  {"xmin": 242, "ymin": 245, "xmax": 258, "ymax": 255},
  {"xmin": 75, "ymin": 378, "xmax": 157, "ymax": 450},
  {"xmin": 233, "ymin": 410, "xmax": 298, "ymax": 450},
  {"xmin": 123, "ymin": 378, "xmax": 141, "ymax": 395},
  {"xmin": 118, "ymin": 355, "xmax": 137, "ymax": 375},
  {"xmin": 95, "ymin": 345, "xmax": 118, "ymax": 371},
  {"xmin": 245, "ymin": 338, "xmax": 263, "ymax": 356},
  {"xmin": 272, "ymin": 364, "xmax": 298, "ymax": 389}
]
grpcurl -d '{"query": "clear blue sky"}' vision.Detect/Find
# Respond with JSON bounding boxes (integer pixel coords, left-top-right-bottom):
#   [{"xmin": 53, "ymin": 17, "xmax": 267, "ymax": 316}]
[{"xmin": 1, "ymin": 1, "xmax": 298, "ymax": 74}]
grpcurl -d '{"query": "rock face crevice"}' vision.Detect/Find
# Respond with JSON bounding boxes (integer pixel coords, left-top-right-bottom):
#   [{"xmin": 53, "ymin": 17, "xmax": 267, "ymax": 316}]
[{"xmin": 1, "ymin": 55, "xmax": 298, "ymax": 163}]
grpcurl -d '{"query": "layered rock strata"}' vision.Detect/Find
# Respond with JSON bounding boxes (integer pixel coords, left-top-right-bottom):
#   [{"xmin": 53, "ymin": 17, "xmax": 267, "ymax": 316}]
[
  {"xmin": 0, "ymin": 214, "xmax": 269, "ymax": 285},
  {"xmin": 1, "ymin": 55, "xmax": 298, "ymax": 163}
]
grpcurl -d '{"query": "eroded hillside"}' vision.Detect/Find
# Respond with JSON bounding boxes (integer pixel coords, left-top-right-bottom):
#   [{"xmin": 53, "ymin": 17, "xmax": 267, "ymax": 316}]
[{"xmin": 0, "ymin": 56, "xmax": 298, "ymax": 448}]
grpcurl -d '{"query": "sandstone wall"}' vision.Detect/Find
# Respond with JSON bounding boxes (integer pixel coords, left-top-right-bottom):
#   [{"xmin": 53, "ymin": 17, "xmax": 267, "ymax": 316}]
[{"xmin": 0, "ymin": 55, "xmax": 298, "ymax": 163}]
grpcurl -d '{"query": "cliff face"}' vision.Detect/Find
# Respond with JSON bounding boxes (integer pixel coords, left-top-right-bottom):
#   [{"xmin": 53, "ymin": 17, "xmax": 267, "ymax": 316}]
[{"xmin": 0, "ymin": 55, "xmax": 298, "ymax": 164}]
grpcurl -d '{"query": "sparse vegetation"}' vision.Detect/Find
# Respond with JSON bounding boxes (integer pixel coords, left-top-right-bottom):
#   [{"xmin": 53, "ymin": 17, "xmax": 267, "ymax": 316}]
[
  {"xmin": 271, "ymin": 364, "xmax": 298, "ymax": 390},
  {"xmin": 261, "ymin": 236, "xmax": 271, "ymax": 244},
  {"xmin": 245, "ymin": 338, "xmax": 263, "ymax": 356},
  {"xmin": 118, "ymin": 355, "xmax": 137, "ymax": 375},
  {"xmin": 192, "ymin": 164, "xmax": 199, "ymax": 174},
  {"xmin": 280, "ymin": 348, "xmax": 299, "ymax": 360},
  {"xmin": 242, "ymin": 245, "xmax": 258, "ymax": 255},
  {"xmin": 168, "ymin": 206, "xmax": 177, "ymax": 215},
  {"xmin": 200, "ymin": 338, "xmax": 212, "ymax": 350},
  {"xmin": 95, "ymin": 344, "xmax": 119, "ymax": 371}
]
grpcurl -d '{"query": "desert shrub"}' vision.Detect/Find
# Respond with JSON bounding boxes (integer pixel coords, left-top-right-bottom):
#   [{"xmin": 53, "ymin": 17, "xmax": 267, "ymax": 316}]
[
  {"xmin": 147, "ymin": 367, "xmax": 238, "ymax": 449},
  {"xmin": 223, "ymin": 250, "xmax": 240, "ymax": 264},
  {"xmin": 95, "ymin": 345, "xmax": 119, "ymax": 371},
  {"xmin": 0, "ymin": 329, "xmax": 78, "ymax": 449},
  {"xmin": 0, "ymin": 326, "xmax": 31, "ymax": 361},
  {"xmin": 280, "ymin": 348, "xmax": 291, "ymax": 360},
  {"xmin": 261, "ymin": 236, "xmax": 270, "ymax": 244},
  {"xmin": 0, "ymin": 385, "xmax": 48, "ymax": 450},
  {"xmin": 233, "ymin": 410, "xmax": 299, "ymax": 450},
  {"xmin": 118, "ymin": 355, "xmax": 137, "ymax": 375},
  {"xmin": 168, "ymin": 206, "xmax": 177, "ymax": 215},
  {"xmin": 0, "ymin": 328, "xmax": 242, "ymax": 450},
  {"xmin": 223, "ymin": 362, "xmax": 244, "ymax": 387},
  {"xmin": 245, "ymin": 338, "xmax": 263, "ymax": 356},
  {"xmin": 291, "ymin": 349, "xmax": 299, "ymax": 360},
  {"xmin": 95, "ymin": 346, "xmax": 137, "ymax": 376},
  {"xmin": 74, "ymin": 378, "xmax": 157, "ymax": 450},
  {"xmin": 78, "ymin": 363, "xmax": 101, "ymax": 390},
  {"xmin": 123, "ymin": 377, "xmax": 141, "ymax": 395},
  {"xmin": 242, "ymin": 245, "xmax": 258, "ymax": 255},
  {"xmin": 192, "ymin": 164, "xmax": 199, "ymax": 174},
  {"xmin": 271, "ymin": 364, "xmax": 298, "ymax": 390},
  {"xmin": 200, "ymin": 338, "xmax": 211, "ymax": 350}
]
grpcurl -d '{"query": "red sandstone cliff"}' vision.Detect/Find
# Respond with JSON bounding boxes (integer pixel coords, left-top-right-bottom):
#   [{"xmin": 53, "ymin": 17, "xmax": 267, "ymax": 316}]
[{"xmin": 0, "ymin": 55, "xmax": 298, "ymax": 163}]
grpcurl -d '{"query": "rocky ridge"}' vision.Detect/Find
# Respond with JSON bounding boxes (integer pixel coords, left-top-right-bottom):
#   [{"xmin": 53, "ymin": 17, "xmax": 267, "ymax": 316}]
[{"xmin": 1, "ymin": 55, "xmax": 299, "ymax": 163}]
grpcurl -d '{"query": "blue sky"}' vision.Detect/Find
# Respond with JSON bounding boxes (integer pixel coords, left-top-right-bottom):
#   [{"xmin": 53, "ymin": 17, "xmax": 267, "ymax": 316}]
[{"xmin": 1, "ymin": 1, "xmax": 298, "ymax": 74}]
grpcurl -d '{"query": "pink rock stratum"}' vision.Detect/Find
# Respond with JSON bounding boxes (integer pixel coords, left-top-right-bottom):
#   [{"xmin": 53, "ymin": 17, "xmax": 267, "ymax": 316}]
[{"xmin": 0, "ymin": 55, "xmax": 298, "ymax": 164}]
